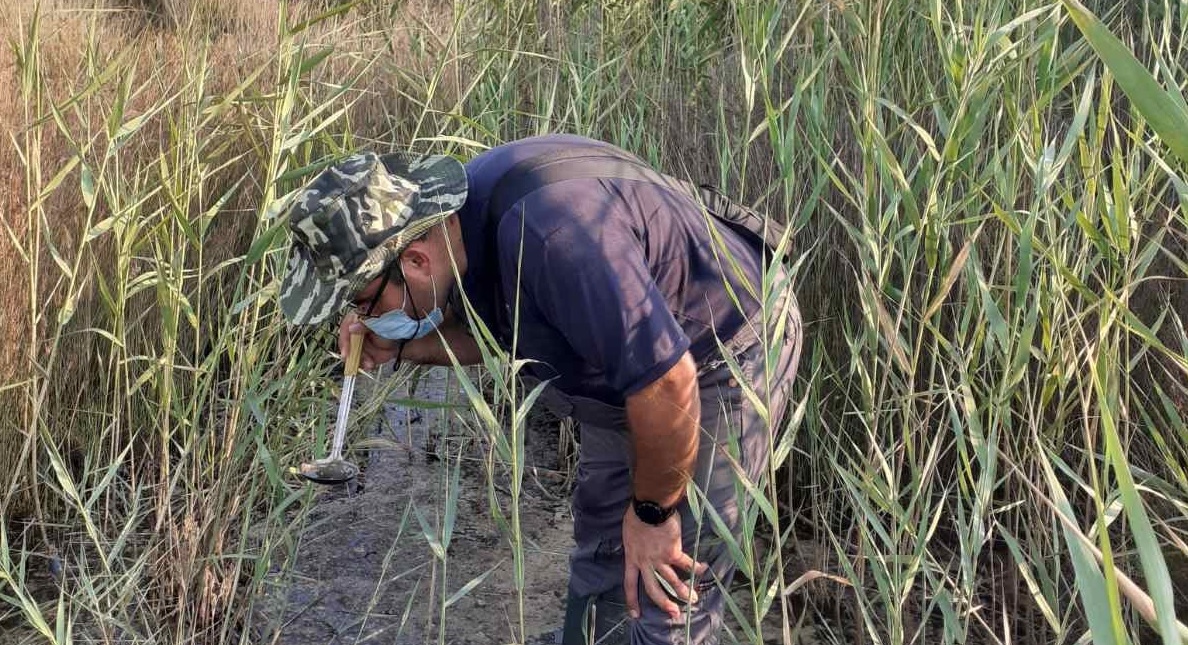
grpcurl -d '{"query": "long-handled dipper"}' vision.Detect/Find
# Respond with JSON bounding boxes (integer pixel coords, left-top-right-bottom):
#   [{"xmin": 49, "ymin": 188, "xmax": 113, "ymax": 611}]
[{"xmin": 298, "ymin": 332, "xmax": 363, "ymax": 485}]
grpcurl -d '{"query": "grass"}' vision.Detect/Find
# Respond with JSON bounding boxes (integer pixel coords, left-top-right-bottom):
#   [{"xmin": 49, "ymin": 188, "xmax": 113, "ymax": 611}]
[{"xmin": 2, "ymin": 0, "xmax": 1187, "ymax": 643}]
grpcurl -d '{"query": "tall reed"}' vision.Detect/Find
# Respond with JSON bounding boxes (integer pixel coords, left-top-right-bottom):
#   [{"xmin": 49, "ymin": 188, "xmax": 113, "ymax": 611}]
[{"xmin": 1, "ymin": 1, "xmax": 1185, "ymax": 644}]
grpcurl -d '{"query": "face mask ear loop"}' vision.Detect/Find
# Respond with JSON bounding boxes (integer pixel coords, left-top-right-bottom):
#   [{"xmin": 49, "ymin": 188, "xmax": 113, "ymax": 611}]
[
  {"xmin": 396, "ymin": 261, "xmax": 423, "ymax": 340},
  {"xmin": 387, "ymin": 261, "xmax": 408, "ymax": 365},
  {"xmin": 427, "ymin": 277, "xmax": 440, "ymax": 334}
]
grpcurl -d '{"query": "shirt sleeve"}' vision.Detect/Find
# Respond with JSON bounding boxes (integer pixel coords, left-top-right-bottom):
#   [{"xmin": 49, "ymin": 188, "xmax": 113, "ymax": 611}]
[{"xmin": 496, "ymin": 182, "xmax": 691, "ymax": 397}]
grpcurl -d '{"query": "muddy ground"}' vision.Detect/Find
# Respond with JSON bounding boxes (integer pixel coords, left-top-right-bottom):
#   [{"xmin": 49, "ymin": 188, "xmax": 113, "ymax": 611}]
[
  {"xmin": 11, "ymin": 360, "xmax": 1049, "ymax": 645},
  {"xmin": 246, "ymin": 366, "xmax": 854, "ymax": 645},
  {"xmin": 1, "ymin": 361, "xmax": 1040, "ymax": 645},
  {"xmin": 0, "ymin": 364, "xmax": 828, "ymax": 645},
  {"xmin": 249, "ymin": 366, "xmax": 578, "ymax": 645}
]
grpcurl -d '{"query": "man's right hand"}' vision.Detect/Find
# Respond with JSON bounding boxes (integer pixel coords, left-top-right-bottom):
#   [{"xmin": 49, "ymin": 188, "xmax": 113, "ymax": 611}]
[{"xmin": 338, "ymin": 312, "xmax": 401, "ymax": 371}]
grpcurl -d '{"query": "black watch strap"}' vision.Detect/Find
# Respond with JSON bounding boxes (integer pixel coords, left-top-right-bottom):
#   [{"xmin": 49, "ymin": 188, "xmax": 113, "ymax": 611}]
[{"xmin": 632, "ymin": 497, "xmax": 677, "ymax": 525}]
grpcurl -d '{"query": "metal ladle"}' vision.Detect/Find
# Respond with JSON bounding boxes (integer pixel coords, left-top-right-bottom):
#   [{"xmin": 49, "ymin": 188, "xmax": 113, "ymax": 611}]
[{"xmin": 298, "ymin": 332, "xmax": 363, "ymax": 485}]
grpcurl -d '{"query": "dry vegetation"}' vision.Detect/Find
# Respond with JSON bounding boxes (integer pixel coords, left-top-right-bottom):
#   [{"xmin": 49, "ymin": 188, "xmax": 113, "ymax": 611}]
[
  {"xmin": 0, "ymin": 0, "xmax": 456, "ymax": 514},
  {"xmin": 2, "ymin": 1, "xmax": 1187, "ymax": 644}
]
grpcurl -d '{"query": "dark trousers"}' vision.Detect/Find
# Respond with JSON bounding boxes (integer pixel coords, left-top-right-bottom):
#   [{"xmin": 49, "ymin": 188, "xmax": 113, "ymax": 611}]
[{"xmin": 537, "ymin": 291, "xmax": 802, "ymax": 645}]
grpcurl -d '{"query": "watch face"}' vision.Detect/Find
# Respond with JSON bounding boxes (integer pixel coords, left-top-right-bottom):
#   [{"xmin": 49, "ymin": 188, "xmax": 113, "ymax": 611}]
[{"xmin": 633, "ymin": 499, "xmax": 672, "ymax": 525}]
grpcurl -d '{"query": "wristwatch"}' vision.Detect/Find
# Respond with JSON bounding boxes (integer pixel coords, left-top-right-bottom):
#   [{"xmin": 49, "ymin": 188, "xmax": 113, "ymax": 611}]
[{"xmin": 632, "ymin": 497, "xmax": 677, "ymax": 525}]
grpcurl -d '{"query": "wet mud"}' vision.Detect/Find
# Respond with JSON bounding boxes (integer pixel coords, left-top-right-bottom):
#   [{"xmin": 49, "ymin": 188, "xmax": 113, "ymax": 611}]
[{"xmin": 251, "ymin": 366, "xmax": 575, "ymax": 645}]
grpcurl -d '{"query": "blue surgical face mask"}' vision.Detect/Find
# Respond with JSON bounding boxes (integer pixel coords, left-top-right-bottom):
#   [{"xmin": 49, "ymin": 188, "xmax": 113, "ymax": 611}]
[{"xmin": 362, "ymin": 285, "xmax": 443, "ymax": 341}]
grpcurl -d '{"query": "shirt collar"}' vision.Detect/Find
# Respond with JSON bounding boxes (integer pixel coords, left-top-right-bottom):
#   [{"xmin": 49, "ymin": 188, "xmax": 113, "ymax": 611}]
[{"xmin": 454, "ymin": 177, "xmax": 500, "ymax": 327}]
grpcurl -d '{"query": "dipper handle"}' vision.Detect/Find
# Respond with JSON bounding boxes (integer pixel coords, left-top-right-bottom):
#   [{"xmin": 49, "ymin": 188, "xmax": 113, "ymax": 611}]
[{"xmin": 345, "ymin": 332, "xmax": 364, "ymax": 377}]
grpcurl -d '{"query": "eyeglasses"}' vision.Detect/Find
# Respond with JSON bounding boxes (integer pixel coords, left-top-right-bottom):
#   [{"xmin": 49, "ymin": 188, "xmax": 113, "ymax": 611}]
[{"xmin": 347, "ymin": 267, "xmax": 394, "ymax": 320}]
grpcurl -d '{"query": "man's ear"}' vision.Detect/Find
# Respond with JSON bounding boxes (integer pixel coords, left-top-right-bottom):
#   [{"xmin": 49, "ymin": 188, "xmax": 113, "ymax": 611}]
[{"xmin": 398, "ymin": 244, "xmax": 438, "ymax": 286}]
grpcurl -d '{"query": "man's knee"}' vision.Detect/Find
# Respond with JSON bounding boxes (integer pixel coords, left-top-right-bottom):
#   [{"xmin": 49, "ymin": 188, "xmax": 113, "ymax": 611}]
[
  {"xmin": 627, "ymin": 579, "xmax": 728, "ymax": 645},
  {"xmin": 563, "ymin": 578, "xmax": 729, "ymax": 645}
]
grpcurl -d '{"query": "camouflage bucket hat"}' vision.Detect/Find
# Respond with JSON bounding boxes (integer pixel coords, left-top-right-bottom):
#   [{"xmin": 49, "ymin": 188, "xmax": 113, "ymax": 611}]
[{"xmin": 278, "ymin": 151, "xmax": 467, "ymax": 325}]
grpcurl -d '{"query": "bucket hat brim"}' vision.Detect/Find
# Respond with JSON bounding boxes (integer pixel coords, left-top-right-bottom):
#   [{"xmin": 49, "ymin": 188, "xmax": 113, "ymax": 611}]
[{"xmin": 278, "ymin": 151, "xmax": 467, "ymax": 325}]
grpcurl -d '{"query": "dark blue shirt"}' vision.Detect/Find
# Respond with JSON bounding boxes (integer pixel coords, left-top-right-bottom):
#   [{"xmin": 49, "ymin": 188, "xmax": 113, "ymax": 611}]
[{"xmin": 456, "ymin": 134, "xmax": 765, "ymax": 405}]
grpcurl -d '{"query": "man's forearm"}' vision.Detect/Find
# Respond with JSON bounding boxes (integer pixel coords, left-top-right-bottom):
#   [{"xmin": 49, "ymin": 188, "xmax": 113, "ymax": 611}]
[
  {"xmin": 399, "ymin": 319, "xmax": 482, "ymax": 366},
  {"xmin": 625, "ymin": 353, "xmax": 700, "ymax": 507}
]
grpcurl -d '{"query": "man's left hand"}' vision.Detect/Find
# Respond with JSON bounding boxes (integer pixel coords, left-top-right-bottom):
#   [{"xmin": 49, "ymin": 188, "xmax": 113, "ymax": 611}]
[{"xmin": 622, "ymin": 506, "xmax": 709, "ymax": 620}]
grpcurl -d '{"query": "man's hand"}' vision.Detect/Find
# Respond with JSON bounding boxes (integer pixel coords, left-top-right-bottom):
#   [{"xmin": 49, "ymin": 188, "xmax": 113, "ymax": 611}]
[
  {"xmin": 622, "ymin": 506, "xmax": 709, "ymax": 620},
  {"xmin": 338, "ymin": 312, "xmax": 401, "ymax": 370},
  {"xmin": 338, "ymin": 311, "xmax": 483, "ymax": 368}
]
